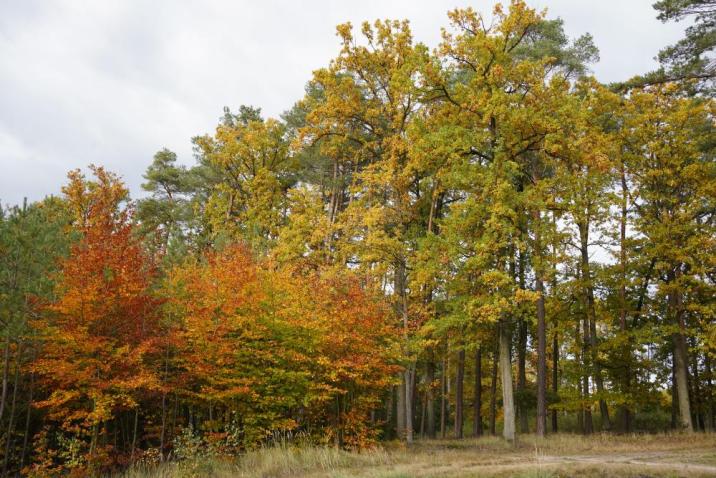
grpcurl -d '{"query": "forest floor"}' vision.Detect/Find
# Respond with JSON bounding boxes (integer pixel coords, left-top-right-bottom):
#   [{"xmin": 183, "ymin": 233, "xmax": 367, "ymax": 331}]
[{"xmin": 124, "ymin": 432, "xmax": 716, "ymax": 478}]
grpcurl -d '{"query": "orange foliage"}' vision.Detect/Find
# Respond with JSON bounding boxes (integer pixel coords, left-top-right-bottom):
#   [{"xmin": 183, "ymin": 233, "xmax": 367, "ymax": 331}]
[{"xmin": 30, "ymin": 167, "xmax": 161, "ymax": 474}]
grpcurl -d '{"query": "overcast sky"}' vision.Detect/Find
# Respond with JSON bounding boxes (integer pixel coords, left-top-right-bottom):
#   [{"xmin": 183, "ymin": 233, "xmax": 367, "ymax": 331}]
[{"xmin": 0, "ymin": 0, "xmax": 687, "ymax": 206}]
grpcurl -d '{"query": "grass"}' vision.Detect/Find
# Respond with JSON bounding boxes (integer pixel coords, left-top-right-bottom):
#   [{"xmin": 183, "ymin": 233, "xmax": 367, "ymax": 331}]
[{"xmin": 121, "ymin": 432, "xmax": 716, "ymax": 478}]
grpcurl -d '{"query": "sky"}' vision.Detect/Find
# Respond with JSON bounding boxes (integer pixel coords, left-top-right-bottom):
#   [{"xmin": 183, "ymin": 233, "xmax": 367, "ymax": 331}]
[{"xmin": 0, "ymin": 0, "xmax": 688, "ymax": 206}]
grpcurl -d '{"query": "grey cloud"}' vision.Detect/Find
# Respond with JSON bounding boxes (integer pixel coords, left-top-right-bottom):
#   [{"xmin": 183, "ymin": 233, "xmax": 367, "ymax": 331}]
[{"xmin": 0, "ymin": 0, "xmax": 688, "ymax": 206}]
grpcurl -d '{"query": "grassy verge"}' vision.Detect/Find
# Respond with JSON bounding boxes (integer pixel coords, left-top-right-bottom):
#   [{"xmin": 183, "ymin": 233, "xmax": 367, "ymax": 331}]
[{"xmin": 121, "ymin": 432, "xmax": 716, "ymax": 478}]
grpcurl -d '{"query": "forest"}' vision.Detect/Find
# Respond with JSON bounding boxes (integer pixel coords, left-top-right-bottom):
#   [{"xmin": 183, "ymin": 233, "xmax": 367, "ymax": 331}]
[{"xmin": 0, "ymin": 1, "xmax": 714, "ymax": 476}]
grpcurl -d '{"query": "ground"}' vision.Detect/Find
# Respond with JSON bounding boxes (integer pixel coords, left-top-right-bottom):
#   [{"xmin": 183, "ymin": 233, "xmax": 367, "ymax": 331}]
[{"xmin": 124, "ymin": 433, "xmax": 716, "ymax": 478}]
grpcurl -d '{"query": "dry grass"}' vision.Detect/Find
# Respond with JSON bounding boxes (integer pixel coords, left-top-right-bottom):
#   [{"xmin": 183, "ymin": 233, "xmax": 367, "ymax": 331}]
[{"xmin": 121, "ymin": 432, "xmax": 716, "ymax": 478}]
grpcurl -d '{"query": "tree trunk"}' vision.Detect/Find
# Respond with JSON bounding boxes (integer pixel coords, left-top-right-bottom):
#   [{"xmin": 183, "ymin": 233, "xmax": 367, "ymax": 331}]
[
  {"xmin": 673, "ymin": 334, "xmax": 693, "ymax": 431},
  {"xmin": 579, "ymin": 221, "xmax": 610, "ymax": 430},
  {"xmin": 669, "ymin": 269, "xmax": 693, "ymax": 432},
  {"xmin": 617, "ymin": 164, "xmax": 632, "ymax": 433},
  {"xmin": 406, "ymin": 365, "xmax": 415, "ymax": 443},
  {"xmin": 517, "ymin": 248, "xmax": 529, "ymax": 434},
  {"xmin": 130, "ymin": 407, "xmax": 139, "ymax": 461},
  {"xmin": 3, "ymin": 352, "xmax": 21, "ymax": 475},
  {"xmin": 440, "ymin": 355, "xmax": 447, "ymax": 438},
  {"xmin": 551, "ymin": 332, "xmax": 558, "ymax": 433},
  {"xmin": 0, "ymin": 335, "xmax": 9, "ymax": 425},
  {"xmin": 426, "ymin": 354, "xmax": 436, "ymax": 438},
  {"xmin": 705, "ymin": 354, "xmax": 714, "ymax": 431},
  {"xmin": 671, "ymin": 365, "xmax": 679, "ymax": 430},
  {"xmin": 533, "ymin": 211, "xmax": 547, "ymax": 437},
  {"xmin": 582, "ymin": 314, "xmax": 594, "ymax": 434},
  {"xmin": 517, "ymin": 318, "xmax": 528, "ymax": 434},
  {"xmin": 575, "ymin": 319, "xmax": 584, "ymax": 434},
  {"xmin": 473, "ymin": 347, "xmax": 483, "ymax": 437},
  {"xmin": 396, "ymin": 377, "xmax": 406, "ymax": 439},
  {"xmin": 489, "ymin": 346, "xmax": 498, "ymax": 436},
  {"xmin": 19, "ymin": 372, "xmax": 33, "ymax": 473},
  {"xmin": 454, "ymin": 348, "xmax": 465, "ymax": 438},
  {"xmin": 499, "ymin": 322, "xmax": 515, "ymax": 442},
  {"xmin": 691, "ymin": 347, "xmax": 703, "ymax": 430}
]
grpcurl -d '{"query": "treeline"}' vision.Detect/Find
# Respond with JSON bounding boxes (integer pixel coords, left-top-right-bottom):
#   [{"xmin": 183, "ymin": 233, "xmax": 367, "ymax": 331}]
[{"xmin": 0, "ymin": 1, "xmax": 714, "ymax": 476}]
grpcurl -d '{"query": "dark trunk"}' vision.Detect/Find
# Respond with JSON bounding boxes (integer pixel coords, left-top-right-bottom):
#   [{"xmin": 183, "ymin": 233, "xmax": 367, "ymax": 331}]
[
  {"xmin": 705, "ymin": 354, "xmax": 714, "ymax": 431},
  {"xmin": 19, "ymin": 372, "xmax": 33, "ymax": 472},
  {"xmin": 582, "ymin": 314, "xmax": 593, "ymax": 434},
  {"xmin": 551, "ymin": 332, "xmax": 558, "ymax": 433},
  {"xmin": 473, "ymin": 347, "xmax": 483, "ymax": 437},
  {"xmin": 426, "ymin": 354, "xmax": 436, "ymax": 438},
  {"xmin": 579, "ymin": 221, "xmax": 610, "ymax": 430},
  {"xmin": 440, "ymin": 355, "xmax": 447, "ymax": 438},
  {"xmin": 454, "ymin": 348, "xmax": 465, "ymax": 438},
  {"xmin": 3, "ymin": 353, "xmax": 21, "ymax": 475},
  {"xmin": 691, "ymin": 347, "xmax": 703, "ymax": 430},
  {"xmin": 489, "ymin": 346, "xmax": 498, "ymax": 436},
  {"xmin": 533, "ymin": 210, "xmax": 547, "ymax": 437}
]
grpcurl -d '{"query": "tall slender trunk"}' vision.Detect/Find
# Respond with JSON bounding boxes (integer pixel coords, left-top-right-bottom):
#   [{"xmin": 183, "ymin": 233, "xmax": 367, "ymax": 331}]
[
  {"xmin": 617, "ymin": 163, "xmax": 632, "ymax": 433},
  {"xmin": 130, "ymin": 407, "xmax": 139, "ymax": 461},
  {"xmin": 420, "ymin": 391, "xmax": 427, "ymax": 438},
  {"xmin": 20, "ymin": 372, "xmax": 33, "ymax": 473},
  {"xmin": 575, "ymin": 319, "xmax": 584, "ymax": 434},
  {"xmin": 669, "ymin": 269, "xmax": 693, "ymax": 432},
  {"xmin": 517, "ymin": 249, "xmax": 528, "ymax": 434},
  {"xmin": 533, "ymin": 209, "xmax": 547, "ymax": 437},
  {"xmin": 3, "ymin": 351, "xmax": 21, "ymax": 475},
  {"xmin": 579, "ymin": 221, "xmax": 610, "ymax": 430},
  {"xmin": 159, "ymin": 350, "xmax": 169, "ymax": 460},
  {"xmin": 705, "ymin": 354, "xmax": 714, "ymax": 431},
  {"xmin": 395, "ymin": 260, "xmax": 414, "ymax": 443},
  {"xmin": 426, "ymin": 353, "xmax": 436, "ymax": 438},
  {"xmin": 671, "ymin": 365, "xmax": 679, "ymax": 429},
  {"xmin": 406, "ymin": 365, "xmax": 415, "ymax": 443},
  {"xmin": 499, "ymin": 322, "xmax": 515, "ymax": 442},
  {"xmin": 582, "ymin": 314, "xmax": 594, "ymax": 434},
  {"xmin": 489, "ymin": 346, "xmax": 498, "ymax": 436},
  {"xmin": 440, "ymin": 355, "xmax": 447, "ymax": 438},
  {"xmin": 396, "ymin": 378, "xmax": 406, "ymax": 438},
  {"xmin": 473, "ymin": 347, "xmax": 483, "ymax": 437},
  {"xmin": 454, "ymin": 347, "xmax": 465, "ymax": 438},
  {"xmin": 517, "ymin": 318, "xmax": 528, "ymax": 434},
  {"xmin": 691, "ymin": 349, "xmax": 703, "ymax": 430},
  {"xmin": 0, "ymin": 335, "xmax": 10, "ymax": 425},
  {"xmin": 551, "ymin": 332, "xmax": 558, "ymax": 433}
]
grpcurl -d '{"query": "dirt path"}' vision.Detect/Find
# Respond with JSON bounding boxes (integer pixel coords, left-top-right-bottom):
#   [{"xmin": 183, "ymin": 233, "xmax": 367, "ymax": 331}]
[
  {"xmin": 539, "ymin": 452, "xmax": 716, "ymax": 474},
  {"xmin": 325, "ymin": 450, "xmax": 716, "ymax": 477}
]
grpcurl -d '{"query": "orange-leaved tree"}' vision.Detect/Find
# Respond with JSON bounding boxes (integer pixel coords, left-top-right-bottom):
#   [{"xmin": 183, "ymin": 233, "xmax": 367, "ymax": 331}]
[{"xmin": 30, "ymin": 166, "xmax": 161, "ymax": 475}]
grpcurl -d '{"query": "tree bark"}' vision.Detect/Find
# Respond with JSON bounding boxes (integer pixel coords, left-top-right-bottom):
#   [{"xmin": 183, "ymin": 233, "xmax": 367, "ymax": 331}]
[
  {"xmin": 499, "ymin": 322, "xmax": 515, "ymax": 442},
  {"xmin": 551, "ymin": 332, "xmax": 558, "ymax": 433},
  {"xmin": 454, "ymin": 347, "xmax": 465, "ymax": 438},
  {"xmin": 3, "ymin": 352, "xmax": 21, "ymax": 475},
  {"xmin": 582, "ymin": 314, "xmax": 594, "ymax": 434},
  {"xmin": 19, "ymin": 372, "xmax": 33, "ymax": 473},
  {"xmin": 426, "ymin": 354, "xmax": 436, "ymax": 438},
  {"xmin": 473, "ymin": 347, "xmax": 483, "ymax": 437},
  {"xmin": 617, "ymin": 163, "xmax": 632, "ymax": 433},
  {"xmin": 489, "ymin": 346, "xmax": 498, "ymax": 436},
  {"xmin": 440, "ymin": 355, "xmax": 447, "ymax": 438},
  {"xmin": 0, "ymin": 335, "xmax": 9, "ymax": 425},
  {"xmin": 579, "ymin": 221, "xmax": 610, "ymax": 430},
  {"xmin": 396, "ymin": 376, "xmax": 406, "ymax": 439},
  {"xmin": 533, "ymin": 210, "xmax": 547, "ymax": 437},
  {"xmin": 669, "ymin": 269, "xmax": 693, "ymax": 432},
  {"xmin": 705, "ymin": 354, "xmax": 714, "ymax": 431},
  {"xmin": 517, "ymin": 249, "xmax": 529, "ymax": 434}
]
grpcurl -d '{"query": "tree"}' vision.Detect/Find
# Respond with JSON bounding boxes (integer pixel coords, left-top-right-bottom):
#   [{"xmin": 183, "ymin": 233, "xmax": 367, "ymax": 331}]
[{"xmin": 30, "ymin": 167, "xmax": 161, "ymax": 474}]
